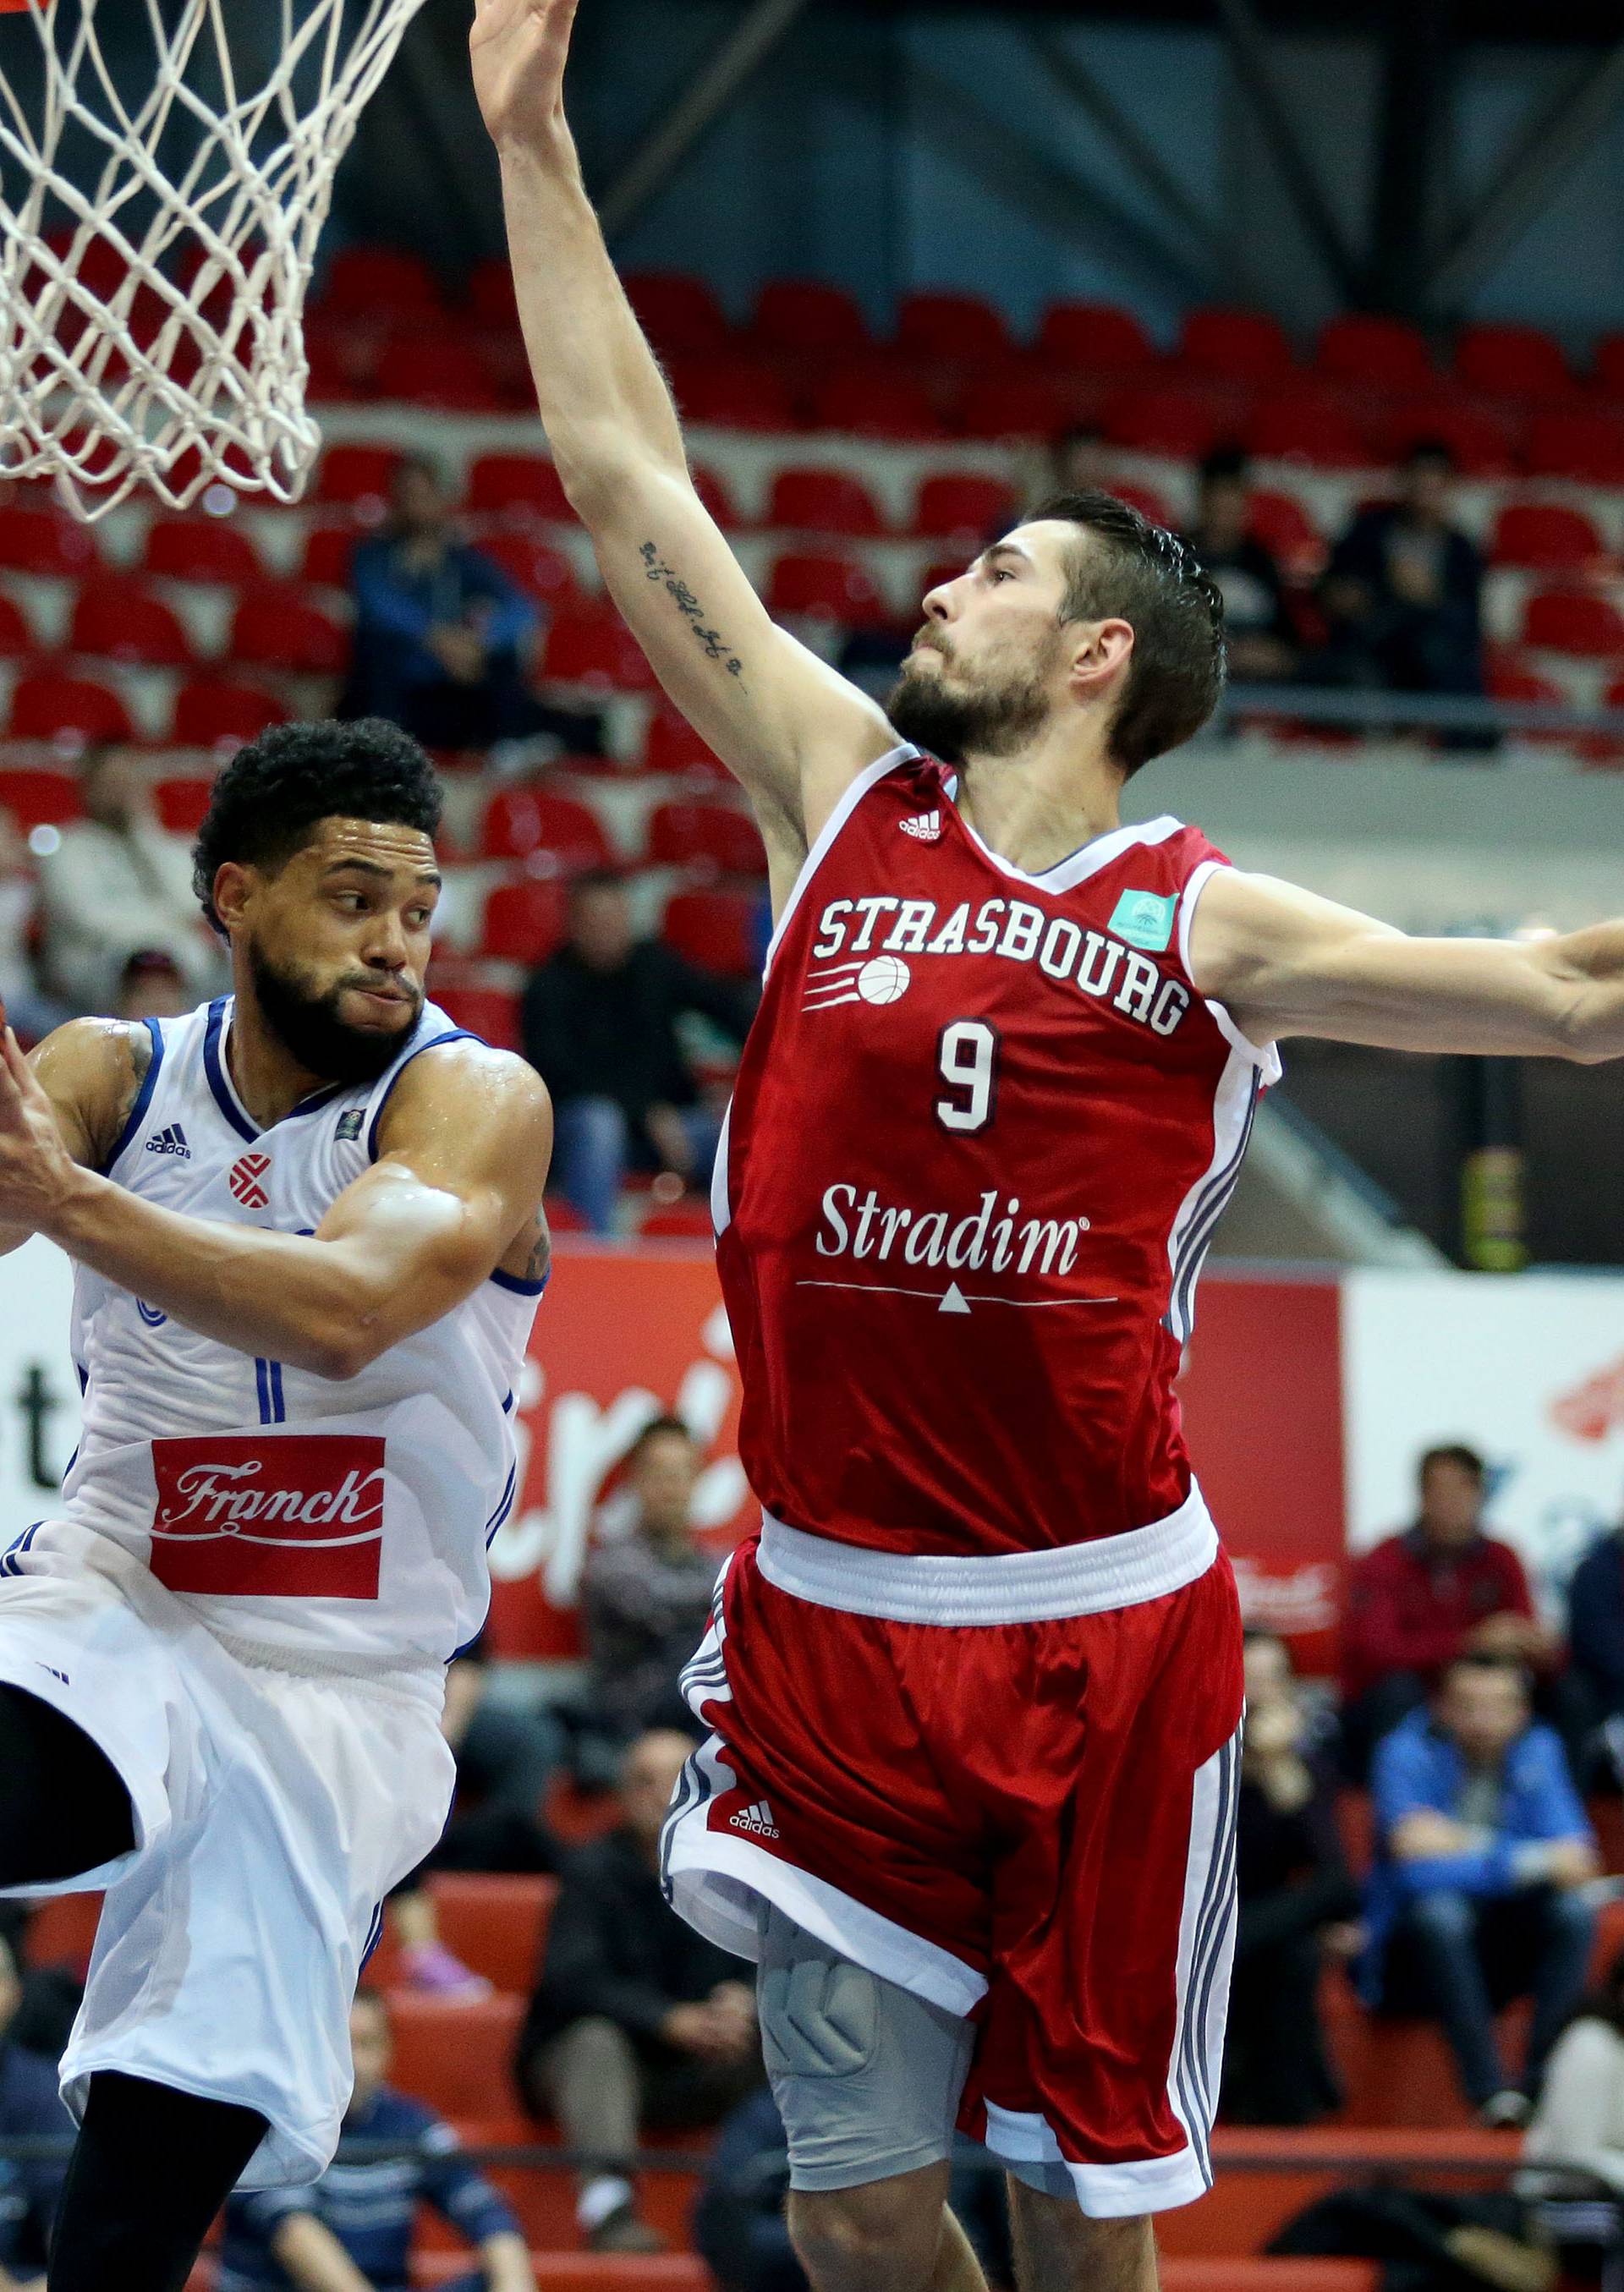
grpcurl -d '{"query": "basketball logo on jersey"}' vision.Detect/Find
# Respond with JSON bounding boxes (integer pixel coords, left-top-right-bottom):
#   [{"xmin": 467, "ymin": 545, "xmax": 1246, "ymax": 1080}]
[
  {"xmin": 149, "ymin": 1431, "xmax": 386, "ymax": 1599},
  {"xmin": 804, "ymin": 956, "xmax": 912, "ymax": 1012},
  {"xmin": 228, "ymin": 1152, "xmax": 272, "ymax": 1209}
]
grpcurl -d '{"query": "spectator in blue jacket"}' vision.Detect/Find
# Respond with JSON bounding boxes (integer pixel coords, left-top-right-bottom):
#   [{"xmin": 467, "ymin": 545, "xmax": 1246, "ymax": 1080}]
[
  {"xmin": 1362, "ymin": 1654, "xmax": 1599, "ymax": 2125},
  {"xmin": 0, "ymin": 1934, "xmax": 81, "ymax": 2292},
  {"xmin": 345, "ymin": 457, "xmax": 598, "ymax": 757},
  {"xmin": 217, "ymin": 1989, "xmax": 535, "ymax": 2292}
]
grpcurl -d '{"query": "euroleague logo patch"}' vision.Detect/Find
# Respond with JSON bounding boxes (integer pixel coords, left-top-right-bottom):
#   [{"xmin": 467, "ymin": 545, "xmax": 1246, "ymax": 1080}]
[{"xmin": 228, "ymin": 1151, "xmax": 271, "ymax": 1209}]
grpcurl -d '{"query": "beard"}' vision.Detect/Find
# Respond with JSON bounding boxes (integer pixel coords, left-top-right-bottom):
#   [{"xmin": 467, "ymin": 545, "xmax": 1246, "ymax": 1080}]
[
  {"xmin": 885, "ymin": 639, "xmax": 1056, "ymax": 763},
  {"xmin": 247, "ymin": 939, "xmax": 421, "ymax": 1086}
]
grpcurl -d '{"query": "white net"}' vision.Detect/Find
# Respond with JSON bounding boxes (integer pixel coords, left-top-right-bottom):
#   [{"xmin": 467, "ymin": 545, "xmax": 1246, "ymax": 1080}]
[{"xmin": 0, "ymin": 0, "xmax": 431, "ymax": 519}]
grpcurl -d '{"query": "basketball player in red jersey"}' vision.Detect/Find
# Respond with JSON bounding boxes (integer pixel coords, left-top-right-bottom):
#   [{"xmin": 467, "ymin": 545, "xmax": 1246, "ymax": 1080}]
[{"xmin": 475, "ymin": 7, "xmax": 1624, "ymax": 2286}]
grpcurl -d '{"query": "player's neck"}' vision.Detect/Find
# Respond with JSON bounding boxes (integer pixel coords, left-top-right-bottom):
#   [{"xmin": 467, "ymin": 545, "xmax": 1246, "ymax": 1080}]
[
  {"xmin": 224, "ymin": 993, "xmax": 337, "ymax": 1128},
  {"xmin": 954, "ymin": 737, "xmax": 1122, "ymax": 877}
]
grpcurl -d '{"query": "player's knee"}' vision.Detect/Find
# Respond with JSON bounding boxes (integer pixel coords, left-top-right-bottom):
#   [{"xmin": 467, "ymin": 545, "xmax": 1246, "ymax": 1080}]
[{"xmin": 787, "ymin": 2180, "xmax": 942, "ymax": 2292}]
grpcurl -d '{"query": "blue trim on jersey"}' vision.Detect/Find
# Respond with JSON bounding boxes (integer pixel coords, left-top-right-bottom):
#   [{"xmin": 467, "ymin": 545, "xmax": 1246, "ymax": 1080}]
[
  {"xmin": 359, "ymin": 1901, "xmax": 385, "ymax": 1971},
  {"xmin": 484, "ymin": 1463, "xmax": 518, "ymax": 1546},
  {"xmin": 501, "ymin": 1389, "xmax": 514, "ymax": 1414},
  {"xmin": 204, "ymin": 1000, "xmax": 259, "ymax": 1143},
  {"xmin": 255, "ymin": 1358, "xmax": 272, "ymax": 1424},
  {"xmin": 1, "ymin": 1522, "xmax": 44, "ymax": 1577},
  {"xmin": 490, "ymin": 1265, "xmax": 546, "ymax": 1297},
  {"xmin": 270, "ymin": 1362, "xmax": 285, "ymax": 1422},
  {"xmin": 101, "ymin": 1017, "xmax": 164, "ymax": 1173},
  {"xmin": 365, "ymin": 1028, "xmax": 478, "ymax": 1162}
]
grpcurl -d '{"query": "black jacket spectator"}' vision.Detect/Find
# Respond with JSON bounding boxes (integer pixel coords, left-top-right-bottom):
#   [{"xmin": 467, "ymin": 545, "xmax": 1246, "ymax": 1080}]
[
  {"xmin": 523, "ymin": 935, "xmax": 753, "ymax": 1135},
  {"xmin": 1183, "ymin": 447, "xmax": 1297, "ymax": 683},
  {"xmin": 1316, "ymin": 442, "xmax": 1485, "ymax": 721},
  {"xmin": 1569, "ymin": 1531, "xmax": 1624, "ymax": 1723}
]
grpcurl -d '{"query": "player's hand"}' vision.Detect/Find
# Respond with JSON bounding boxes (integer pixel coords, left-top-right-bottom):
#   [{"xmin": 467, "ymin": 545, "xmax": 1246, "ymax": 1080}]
[
  {"xmin": 0, "ymin": 1023, "xmax": 76, "ymax": 1233},
  {"xmin": 469, "ymin": 0, "xmax": 581, "ymax": 151}
]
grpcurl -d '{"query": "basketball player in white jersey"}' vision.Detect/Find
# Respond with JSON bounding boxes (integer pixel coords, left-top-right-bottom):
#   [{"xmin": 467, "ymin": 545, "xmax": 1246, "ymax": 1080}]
[{"xmin": 0, "ymin": 718, "xmax": 551, "ymax": 2290}]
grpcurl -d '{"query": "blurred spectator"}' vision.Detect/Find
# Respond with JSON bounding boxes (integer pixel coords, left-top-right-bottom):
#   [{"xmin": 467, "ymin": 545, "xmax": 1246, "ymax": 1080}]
[
  {"xmin": 389, "ymin": 1631, "xmax": 562, "ymax": 1998},
  {"xmin": 1050, "ymin": 423, "xmax": 1111, "ymax": 494},
  {"xmin": 1341, "ymin": 1443, "xmax": 1556, "ymax": 1779},
  {"xmin": 1223, "ymin": 1631, "xmax": 1362, "ymax": 2126},
  {"xmin": 1361, "ymin": 1655, "xmax": 1598, "ymax": 2124},
  {"xmin": 0, "ymin": 1933, "xmax": 80, "ymax": 2292},
  {"xmin": 1183, "ymin": 447, "xmax": 1298, "ymax": 683},
  {"xmin": 1520, "ymin": 1944, "xmax": 1624, "ymax": 2283},
  {"xmin": 1315, "ymin": 439, "xmax": 1487, "ymax": 720},
  {"xmin": 1566, "ymin": 1522, "xmax": 1624, "ymax": 1784},
  {"xmin": 346, "ymin": 456, "xmax": 599, "ymax": 757},
  {"xmin": 521, "ymin": 871, "xmax": 754, "ymax": 1235},
  {"xmin": 218, "ymin": 1989, "xmax": 535, "ymax": 2292},
  {"xmin": 114, "ymin": 947, "xmax": 189, "ymax": 1023},
  {"xmin": 579, "ymin": 1417, "xmax": 718, "ymax": 1760},
  {"xmin": 37, "ymin": 745, "xmax": 217, "ymax": 1017},
  {"xmin": 0, "ymin": 810, "xmax": 68, "ymax": 1049},
  {"xmin": 695, "ymin": 2087, "xmax": 1013, "ymax": 2292},
  {"xmin": 516, "ymin": 1729, "xmax": 761, "ymax": 2255}
]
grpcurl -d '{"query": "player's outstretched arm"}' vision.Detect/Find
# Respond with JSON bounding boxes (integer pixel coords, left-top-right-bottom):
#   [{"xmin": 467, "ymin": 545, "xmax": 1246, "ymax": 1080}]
[
  {"xmin": 1188, "ymin": 867, "xmax": 1624, "ymax": 1060},
  {"xmin": 0, "ymin": 1036, "xmax": 553, "ymax": 1378},
  {"xmin": 470, "ymin": 0, "xmax": 896, "ymax": 900},
  {"xmin": 0, "ymin": 1016, "xmax": 152, "ymax": 1259}
]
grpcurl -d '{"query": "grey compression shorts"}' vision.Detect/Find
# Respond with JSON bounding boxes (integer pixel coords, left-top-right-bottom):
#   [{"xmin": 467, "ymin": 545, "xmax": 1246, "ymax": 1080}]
[{"xmin": 755, "ymin": 1902, "xmax": 977, "ymax": 2191}]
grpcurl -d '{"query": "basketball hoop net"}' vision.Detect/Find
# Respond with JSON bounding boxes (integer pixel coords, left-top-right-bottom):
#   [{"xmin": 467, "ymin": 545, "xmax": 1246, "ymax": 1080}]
[{"xmin": 0, "ymin": 0, "xmax": 431, "ymax": 519}]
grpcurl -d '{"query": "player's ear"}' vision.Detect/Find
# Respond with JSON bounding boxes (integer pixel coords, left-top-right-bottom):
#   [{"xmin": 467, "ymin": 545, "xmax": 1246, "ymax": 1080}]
[
  {"xmin": 1067, "ymin": 617, "xmax": 1133, "ymax": 702},
  {"xmin": 210, "ymin": 861, "xmax": 255, "ymax": 934}
]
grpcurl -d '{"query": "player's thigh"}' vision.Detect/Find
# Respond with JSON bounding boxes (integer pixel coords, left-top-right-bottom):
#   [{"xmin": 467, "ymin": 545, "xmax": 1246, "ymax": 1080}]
[{"xmin": 757, "ymin": 1901, "xmax": 975, "ymax": 2194}]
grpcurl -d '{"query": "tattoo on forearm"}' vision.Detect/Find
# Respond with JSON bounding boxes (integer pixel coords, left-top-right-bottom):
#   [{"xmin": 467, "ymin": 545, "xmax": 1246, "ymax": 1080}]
[{"xmin": 639, "ymin": 542, "xmax": 743, "ymax": 680}]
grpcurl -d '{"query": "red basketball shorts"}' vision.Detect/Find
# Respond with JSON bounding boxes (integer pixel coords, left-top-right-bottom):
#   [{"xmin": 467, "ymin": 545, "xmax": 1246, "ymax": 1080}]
[{"xmin": 661, "ymin": 1487, "xmax": 1244, "ymax": 2216}]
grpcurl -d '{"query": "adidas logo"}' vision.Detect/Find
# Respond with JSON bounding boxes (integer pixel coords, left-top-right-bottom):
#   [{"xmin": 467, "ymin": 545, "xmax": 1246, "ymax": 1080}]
[
  {"xmin": 145, "ymin": 1124, "xmax": 190, "ymax": 1159},
  {"xmin": 899, "ymin": 809, "xmax": 941, "ymax": 842},
  {"xmin": 727, "ymin": 1799, "xmax": 781, "ymax": 1841}
]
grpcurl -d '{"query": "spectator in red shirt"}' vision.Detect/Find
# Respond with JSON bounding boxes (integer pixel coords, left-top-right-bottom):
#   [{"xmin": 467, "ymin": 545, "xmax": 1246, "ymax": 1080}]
[{"xmin": 1341, "ymin": 1445, "xmax": 1558, "ymax": 1778}]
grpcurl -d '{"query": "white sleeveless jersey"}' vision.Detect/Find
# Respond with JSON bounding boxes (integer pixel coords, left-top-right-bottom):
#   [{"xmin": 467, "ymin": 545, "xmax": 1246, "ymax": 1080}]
[{"xmin": 32, "ymin": 995, "xmax": 542, "ymax": 1670}]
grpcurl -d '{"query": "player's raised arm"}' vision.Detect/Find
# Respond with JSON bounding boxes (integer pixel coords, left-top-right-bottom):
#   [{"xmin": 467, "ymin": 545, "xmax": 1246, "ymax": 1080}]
[
  {"xmin": 469, "ymin": 0, "xmax": 896, "ymax": 896},
  {"xmin": 0, "ymin": 1034, "xmax": 553, "ymax": 1378},
  {"xmin": 1188, "ymin": 866, "xmax": 1624, "ymax": 1061}
]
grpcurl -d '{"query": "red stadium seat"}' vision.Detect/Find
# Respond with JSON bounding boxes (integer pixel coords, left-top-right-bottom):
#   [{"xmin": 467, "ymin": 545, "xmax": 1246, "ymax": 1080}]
[
  {"xmin": 141, "ymin": 516, "xmax": 265, "ymax": 586},
  {"xmin": 690, "ymin": 463, "xmax": 737, "ymax": 528},
  {"xmin": 8, "ymin": 670, "xmax": 134, "ymax": 746},
  {"xmin": 1384, "ymin": 398, "xmax": 1518, "ymax": 477},
  {"xmin": 1102, "ymin": 388, "xmax": 1221, "ymax": 460},
  {"xmin": 153, "ymin": 775, "xmax": 216, "ymax": 836},
  {"xmin": 1038, "ymin": 300, "xmax": 1154, "ymax": 371},
  {"xmin": 1107, "ymin": 479, "xmax": 1176, "ymax": 527},
  {"xmin": 957, "ymin": 369, "xmax": 1073, "ymax": 441},
  {"xmin": 425, "ymin": 1873, "xmax": 557, "ymax": 1993},
  {"xmin": 646, "ymin": 798, "xmax": 765, "ymax": 876},
  {"xmin": 24, "ymin": 1891, "xmax": 102, "ymax": 1977},
  {"xmin": 914, "ymin": 473, "xmax": 1019, "ymax": 542},
  {"xmin": 1315, "ymin": 314, "xmax": 1433, "ymax": 392},
  {"xmin": 1246, "ymin": 489, "xmax": 1325, "ymax": 575},
  {"xmin": 543, "ymin": 599, "xmax": 656, "ymax": 691},
  {"xmin": 767, "ymin": 550, "xmax": 886, "ymax": 627},
  {"xmin": 667, "ymin": 356, "xmax": 798, "ymax": 432},
  {"xmin": 663, "ymin": 888, "xmax": 760, "ymax": 977},
  {"xmin": 811, "ymin": 365, "xmax": 945, "ymax": 441},
  {"xmin": 231, "ymin": 586, "xmax": 348, "ymax": 674},
  {"xmin": 1525, "ymin": 409, "xmax": 1624, "ymax": 485},
  {"xmin": 383, "ymin": 1991, "xmax": 526, "ymax": 2123},
  {"xmin": 466, "ymin": 257, "xmax": 519, "ymax": 330},
  {"xmin": 897, "ymin": 289, "xmax": 1012, "ymax": 363},
  {"xmin": 1594, "ymin": 333, "xmax": 1624, "ymax": 398},
  {"xmin": 766, "ymin": 467, "xmax": 885, "ymax": 537},
  {"xmin": 480, "ymin": 787, "xmax": 612, "ymax": 870},
  {"xmin": 1178, "ymin": 306, "xmax": 1294, "ymax": 385},
  {"xmin": 314, "ymin": 443, "xmax": 402, "ymax": 513},
  {"xmin": 466, "ymin": 453, "xmax": 573, "ymax": 523},
  {"xmin": 623, "ymin": 272, "xmax": 732, "ymax": 359},
  {"xmin": 480, "ymin": 875, "xmax": 569, "ymax": 964},
  {"xmin": 1490, "ymin": 502, "xmax": 1604, "ymax": 572},
  {"xmin": 644, "ymin": 707, "xmax": 729, "ymax": 781},
  {"xmin": 0, "ymin": 594, "xmax": 33, "ymax": 656},
  {"xmin": 1486, "ymin": 660, "xmax": 1571, "ymax": 743},
  {"xmin": 1455, "ymin": 321, "xmax": 1571, "ymax": 400},
  {"xmin": 753, "ymin": 280, "xmax": 870, "ymax": 357},
  {"xmin": 171, "ymin": 678, "xmax": 288, "ymax": 750},
  {"xmin": 317, "ymin": 245, "xmax": 440, "ymax": 320},
  {"xmin": 477, "ymin": 531, "xmax": 578, "ymax": 609},
  {"xmin": 1522, "ymin": 588, "xmax": 1624, "ymax": 657},
  {"xmin": 1245, "ymin": 392, "xmax": 1370, "ymax": 469},
  {"xmin": 0, "ymin": 503, "xmax": 99, "ymax": 577},
  {"xmin": 70, "ymin": 578, "xmax": 194, "ymax": 667},
  {"xmin": 299, "ymin": 523, "xmax": 359, "ymax": 589},
  {"xmin": 373, "ymin": 333, "xmax": 505, "ymax": 413},
  {"xmin": 428, "ymin": 983, "xmax": 521, "ymax": 1050},
  {"xmin": 0, "ymin": 765, "xmax": 83, "ymax": 831}
]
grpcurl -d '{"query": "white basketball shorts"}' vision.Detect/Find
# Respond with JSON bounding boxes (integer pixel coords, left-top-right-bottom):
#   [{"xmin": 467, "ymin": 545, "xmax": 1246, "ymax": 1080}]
[{"xmin": 0, "ymin": 1522, "xmax": 455, "ymax": 2188}]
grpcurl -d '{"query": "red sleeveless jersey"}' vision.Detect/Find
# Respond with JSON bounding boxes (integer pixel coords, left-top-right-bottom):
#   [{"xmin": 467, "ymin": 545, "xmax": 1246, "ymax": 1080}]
[{"xmin": 713, "ymin": 743, "xmax": 1280, "ymax": 1559}]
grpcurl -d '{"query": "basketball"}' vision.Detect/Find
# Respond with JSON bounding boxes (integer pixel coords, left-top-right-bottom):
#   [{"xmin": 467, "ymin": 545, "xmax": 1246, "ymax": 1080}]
[{"xmin": 857, "ymin": 955, "xmax": 912, "ymax": 1006}]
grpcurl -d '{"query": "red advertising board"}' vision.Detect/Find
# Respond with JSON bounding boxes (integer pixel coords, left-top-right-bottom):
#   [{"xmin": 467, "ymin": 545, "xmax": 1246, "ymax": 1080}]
[{"xmin": 489, "ymin": 1247, "xmax": 1348, "ymax": 1669}]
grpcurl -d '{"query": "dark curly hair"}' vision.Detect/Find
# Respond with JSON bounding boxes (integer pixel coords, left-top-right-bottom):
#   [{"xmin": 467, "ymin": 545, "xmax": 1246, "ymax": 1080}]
[
  {"xmin": 1023, "ymin": 490, "xmax": 1228, "ymax": 776},
  {"xmin": 192, "ymin": 720, "xmax": 443, "ymax": 935}
]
